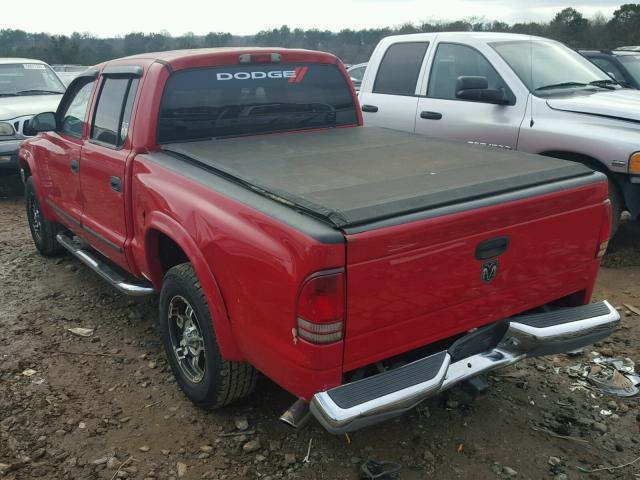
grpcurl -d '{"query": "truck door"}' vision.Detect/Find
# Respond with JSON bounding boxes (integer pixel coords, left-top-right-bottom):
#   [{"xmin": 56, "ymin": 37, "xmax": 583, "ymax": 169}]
[
  {"xmin": 415, "ymin": 42, "xmax": 527, "ymax": 149},
  {"xmin": 79, "ymin": 71, "xmax": 140, "ymax": 269},
  {"xmin": 40, "ymin": 75, "xmax": 96, "ymax": 226},
  {"xmin": 359, "ymin": 42, "xmax": 430, "ymax": 132}
]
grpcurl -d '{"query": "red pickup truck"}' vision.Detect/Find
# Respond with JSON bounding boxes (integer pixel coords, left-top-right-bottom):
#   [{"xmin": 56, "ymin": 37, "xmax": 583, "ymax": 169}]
[{"xmin": 19, "ymin": 47, "xmax": 619, "ymax": 434}]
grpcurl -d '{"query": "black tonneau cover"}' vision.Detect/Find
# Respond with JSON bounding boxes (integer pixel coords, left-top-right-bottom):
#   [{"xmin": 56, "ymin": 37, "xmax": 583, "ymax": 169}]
[{"xmin": 162, "ymin": 127, "xmax": 593, "ymax": 228}]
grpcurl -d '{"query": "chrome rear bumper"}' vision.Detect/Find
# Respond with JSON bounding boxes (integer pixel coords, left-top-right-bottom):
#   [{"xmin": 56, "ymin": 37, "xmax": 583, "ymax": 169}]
[{"xmin": 310, "ymin": 301, "xmax": 619, "ymax": 434}]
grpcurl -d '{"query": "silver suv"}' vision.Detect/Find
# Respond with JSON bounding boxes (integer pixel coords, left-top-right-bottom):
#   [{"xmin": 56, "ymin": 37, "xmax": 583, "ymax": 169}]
[
  {"xmin": 359, "ymin": 32, "xmax": 640, "ymax": 234},
  {"xmin": 0, "ymin": 58, "xmax": 65, "ymax": 172}
]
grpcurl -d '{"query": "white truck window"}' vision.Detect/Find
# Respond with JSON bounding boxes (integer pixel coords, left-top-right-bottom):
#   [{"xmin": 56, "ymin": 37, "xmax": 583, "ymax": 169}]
[
  {"xmin": 427, "ymin": 43, "xmax": 507, "ymax": 100},
  {"xmin": 373, "ymin": 42, "xmax": 429, "ymax": 96}
]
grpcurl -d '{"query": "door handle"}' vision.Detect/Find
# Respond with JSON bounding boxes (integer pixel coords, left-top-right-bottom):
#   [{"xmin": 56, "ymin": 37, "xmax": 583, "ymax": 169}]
[
  {"xmin": 70, "ymin": 159, "xmax": 79, "ymax": 174},
  {"xmin": 420, "ymin": 111, "xmax": 442, "ymax": 120},
  {"xmin": 476, "ymin": 236, "xmax": 509, "ymax": 260},
  {"xmin": 361, "ymin": 104, "xmax": 378, "ymax": 113},
  {"xmin": 109, "ymin": 176, "xmax": 122, "ymax": 193}
]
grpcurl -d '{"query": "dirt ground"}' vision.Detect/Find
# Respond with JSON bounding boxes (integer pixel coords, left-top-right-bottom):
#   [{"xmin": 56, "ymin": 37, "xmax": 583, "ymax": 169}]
[{"xmin": 1, "ymin": 173, "xmax": 639, "ymax": 480}]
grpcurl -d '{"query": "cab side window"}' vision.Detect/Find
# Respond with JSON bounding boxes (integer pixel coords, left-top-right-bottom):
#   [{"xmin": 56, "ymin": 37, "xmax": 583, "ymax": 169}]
[
  {"xmin": 91, "ymin": 77, "xmax": 139, "ymax": 148},
  {"xmin": 428, "ymin": 43, "xmax": 509, "ymax": 101},
  {"xmin": 59, "ymin": 79, "xmax": 95, "ymax": 138},
  {"xmin": 373, "ymin": 42, "xmax": 429, "ymax": 96}
]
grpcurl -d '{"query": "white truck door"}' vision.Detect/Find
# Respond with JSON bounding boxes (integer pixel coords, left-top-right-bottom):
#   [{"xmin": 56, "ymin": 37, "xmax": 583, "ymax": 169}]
[
  {"xmin": 360, "ymin": 41, "xmax": 430, "ymax": 132},
  {"xmin": 415, "ymin": 42, "xmax": 527, "ymax": 150}
]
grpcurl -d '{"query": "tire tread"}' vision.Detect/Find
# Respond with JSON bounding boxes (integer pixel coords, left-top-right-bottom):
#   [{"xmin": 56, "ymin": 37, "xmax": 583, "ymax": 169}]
[{"xmin": 163, "ymin": 263, "xmax": 257, "ymax": 409}]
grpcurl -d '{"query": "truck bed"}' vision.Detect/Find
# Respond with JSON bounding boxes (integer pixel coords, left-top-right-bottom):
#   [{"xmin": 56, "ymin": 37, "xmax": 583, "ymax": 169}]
[{"xmin": 162, "ymin": 127, "xmax": 594, "ymax": 229}]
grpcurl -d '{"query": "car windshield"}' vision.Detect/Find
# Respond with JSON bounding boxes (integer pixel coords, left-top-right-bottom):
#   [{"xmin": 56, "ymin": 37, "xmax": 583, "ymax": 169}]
[
  {"xmin": 157, "ymin": 63, "xmax": 358, "ymax": 143},
  {"xmin": 0, "ymin": 63, "xmax": 65, "ymax": 96},
  {"xmin": 618, "ymin": 55, "xmax": 640, "ymax": 84},
  {"xmin": 490, "ymin": 40, "xmax": 613, "ymax": 95}
]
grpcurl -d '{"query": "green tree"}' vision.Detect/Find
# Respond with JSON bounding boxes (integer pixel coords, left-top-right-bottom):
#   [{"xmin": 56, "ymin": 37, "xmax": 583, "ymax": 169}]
[
  {"xmin": 608, "ymin": 4, "xmax": 640, "ymax": 47},
  {"xmin": 549, "ymin": 7, "xmax": 589, "ymax": 47}
]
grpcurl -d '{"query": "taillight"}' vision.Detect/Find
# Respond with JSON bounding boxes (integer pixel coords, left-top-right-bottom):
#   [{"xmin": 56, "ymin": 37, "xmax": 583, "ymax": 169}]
[
  {"xmin": 238, "ymin": 53, "xmax": 281, "ymax": 64},
  {"xmin": 296, "ymin": 271, "xmax": 345, "ymax": 344},
  {"xmin": 597, "ymin": 200, "xmax": 612, "ymax": 258}
]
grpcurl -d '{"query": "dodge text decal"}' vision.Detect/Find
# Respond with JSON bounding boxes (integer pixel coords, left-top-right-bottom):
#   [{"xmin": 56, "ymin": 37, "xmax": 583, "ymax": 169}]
[{"xmin": 216, "ymin": 66, "xmax": 308, "ymax": 84}]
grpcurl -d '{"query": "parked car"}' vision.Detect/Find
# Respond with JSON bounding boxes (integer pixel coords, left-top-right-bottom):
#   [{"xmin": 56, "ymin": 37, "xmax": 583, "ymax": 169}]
[
  {"xmin": 359, "ymin": 32, "xmax": 640, "ymax": 235},
  {"xmin": 580, "ymin": 49, "xmax": 640, "ymax": 89},
  {"xmin": 0, "ymin": 58, "xmax": 65, "ymax": 172},
  {"xmin": 52, "ymin": 65, "xmax": 89, "ymax": 87},
  {"xmin": 346, "ymin": 62, "xmax": 367, "ymax": 90},
  {"xmin": 617, "ymin": 46, "xmax": 640, "ymax": 52},
  {"xmin": 19, "ymin": 47, "xmax": 618, "ymax": 434}
]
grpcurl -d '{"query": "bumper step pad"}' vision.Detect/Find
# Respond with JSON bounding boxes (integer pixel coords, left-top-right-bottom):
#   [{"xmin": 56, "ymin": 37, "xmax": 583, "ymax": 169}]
[{"xmin": 311, "ymin": 301, "xmax": 619, "ymax": 434}]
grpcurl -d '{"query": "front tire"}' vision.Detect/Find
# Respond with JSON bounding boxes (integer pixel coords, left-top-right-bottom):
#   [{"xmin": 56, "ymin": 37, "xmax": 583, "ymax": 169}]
[
  {"xmin": 159, "ymin": 263, "xmax": 257, "ymax": 408},
  {"xmin": 25, "ymin": 177, "xmax": 63, "ymax": 256},
  {"xmin": 608, "ymin": 177, "xmax": 622, "ymax": 239}
]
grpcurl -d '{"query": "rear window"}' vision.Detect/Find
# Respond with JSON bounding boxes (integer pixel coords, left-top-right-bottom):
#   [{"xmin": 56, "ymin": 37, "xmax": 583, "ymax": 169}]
[
  {"xmin": 373, "ymin": 42, "xmax": 429, "ymax": 96},
  {"xmin": 158, "ymin": 64, "xmax": 357, "ymax": 143}
]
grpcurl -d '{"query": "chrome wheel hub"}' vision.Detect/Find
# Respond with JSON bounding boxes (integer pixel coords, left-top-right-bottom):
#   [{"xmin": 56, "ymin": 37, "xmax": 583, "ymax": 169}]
[
  {"xmin": 29, "ymin": 191, "xmax": 42, "ymax": 241},
  {"xmin": 168, "ymin": 295, "xmax": 205, "ymax": 383}
]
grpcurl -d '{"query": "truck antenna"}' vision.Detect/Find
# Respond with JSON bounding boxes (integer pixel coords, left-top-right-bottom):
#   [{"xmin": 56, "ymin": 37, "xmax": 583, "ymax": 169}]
[{"xmin": 529, "ymin": 35, "xmax": 535, "ymax": 128}]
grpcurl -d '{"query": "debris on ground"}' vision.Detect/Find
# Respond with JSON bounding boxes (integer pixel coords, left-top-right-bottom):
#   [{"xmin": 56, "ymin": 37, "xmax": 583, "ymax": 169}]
[
  {"xmin": 566, "ymin": 354, "xmax": 639, "ymax": 397},
  {"xmin": 623, "ymin": 303, "xmax": 640, "ymax": 316},
  {"xmin": 360, "ymin": 459, "xmax": 402, "ymax": 480},
  {"xmin": 67, "ymin": 327, "xmax": 94, "ymax": 337},
  {"xmin": 576, "ymin": 454, "xmax": 640, "ymax": 474},
  {"xmin": 302, "ymin": 438, "xmax": 313, "ymax": 463}
]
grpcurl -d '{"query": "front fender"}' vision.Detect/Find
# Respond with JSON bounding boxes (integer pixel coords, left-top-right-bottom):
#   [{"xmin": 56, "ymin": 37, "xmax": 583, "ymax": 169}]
[
  {"xmin": 19, "ymin": 147, "xmax": 56, "ymax": 221},
  {"xmin": 144, "ymin": 210, "xmax": 242, "ymax": 361}
]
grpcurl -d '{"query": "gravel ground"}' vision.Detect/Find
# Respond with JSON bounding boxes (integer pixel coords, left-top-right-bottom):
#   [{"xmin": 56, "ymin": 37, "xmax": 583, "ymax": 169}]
[{"xmin": 1, "ymin": 173, "xmax": 639, "ymax": 480}]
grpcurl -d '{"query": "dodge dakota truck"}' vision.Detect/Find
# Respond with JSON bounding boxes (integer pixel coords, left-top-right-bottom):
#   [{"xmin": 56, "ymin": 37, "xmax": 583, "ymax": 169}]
[
  {"xmin": 359, "ymin": 32, "xmax": 640, "ymax": 236},
  {"xmin": 19, "ymin": 47, "xmax": 619, "ymax": 434}
]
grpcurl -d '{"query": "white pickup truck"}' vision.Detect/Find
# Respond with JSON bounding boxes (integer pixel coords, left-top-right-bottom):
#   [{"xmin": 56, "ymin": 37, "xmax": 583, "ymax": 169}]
[{"xmin": 359, "ymin": 32, "xmax": 640, "ymax": 235}]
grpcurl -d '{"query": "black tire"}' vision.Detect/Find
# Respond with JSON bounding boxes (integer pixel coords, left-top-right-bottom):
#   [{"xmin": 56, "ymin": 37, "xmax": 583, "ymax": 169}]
[
  {"xmin": 608, "ymin": 177, "xmax": 623, "ymax": 239},
  {"xmin": 159, "ymin": 263, "xmax": 257, "ymax": 408},
  {"xmin": 25, "ymin": 176, "xmax": 63, "ymax": 256}
]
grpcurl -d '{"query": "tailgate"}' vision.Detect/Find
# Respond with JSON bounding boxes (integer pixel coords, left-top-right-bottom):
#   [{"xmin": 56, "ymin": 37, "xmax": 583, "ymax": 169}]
[{"xmin": 343, "ymin": 175, "xmax": 608, "ymax": 371}]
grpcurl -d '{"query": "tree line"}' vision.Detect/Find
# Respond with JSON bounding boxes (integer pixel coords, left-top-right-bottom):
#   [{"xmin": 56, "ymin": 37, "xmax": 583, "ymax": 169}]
[{"xmin": 1, "ymin": 4, "xmax": 640, "ymax": 66}]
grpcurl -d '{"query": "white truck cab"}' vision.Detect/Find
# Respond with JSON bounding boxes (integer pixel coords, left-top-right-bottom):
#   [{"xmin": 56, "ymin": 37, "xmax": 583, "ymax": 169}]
[{"xmin": 359, "ymin": 32, "xmax": 640, "ymax": 234}]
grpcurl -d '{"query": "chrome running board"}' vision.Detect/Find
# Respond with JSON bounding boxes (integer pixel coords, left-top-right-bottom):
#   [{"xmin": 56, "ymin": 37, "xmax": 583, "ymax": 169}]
[{"xmin": 56, "ymin": 232, "xmax": 155, "ymax": 296}]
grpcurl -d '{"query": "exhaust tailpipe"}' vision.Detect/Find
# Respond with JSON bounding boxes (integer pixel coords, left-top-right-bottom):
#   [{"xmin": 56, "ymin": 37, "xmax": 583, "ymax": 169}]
[{"xmin": 279, "ymin": 398, "xmax": 311, "ymax": 429}]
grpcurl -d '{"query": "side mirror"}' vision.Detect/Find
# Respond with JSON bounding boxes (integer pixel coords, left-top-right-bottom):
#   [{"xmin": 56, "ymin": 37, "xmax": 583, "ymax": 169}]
[
  {"xmin": 455, "ymin": 76, "xmax": 509, "ymax": 105},
  {"xmin": 25, "ymin": 112, "xmax": 57, "ymax": 136}
]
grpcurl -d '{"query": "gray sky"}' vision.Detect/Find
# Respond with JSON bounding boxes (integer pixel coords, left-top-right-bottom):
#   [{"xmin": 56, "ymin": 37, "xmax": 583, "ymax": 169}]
[{"xmin": 6, "ymin": 0, "xmax": 624, "ymax": 37}]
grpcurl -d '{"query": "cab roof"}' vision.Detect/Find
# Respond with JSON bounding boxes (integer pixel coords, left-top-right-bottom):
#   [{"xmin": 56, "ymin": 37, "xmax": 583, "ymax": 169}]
[
  {"xmin": 0, "ymin": 58, "xmax": 49, "ymax": 65},
  {"xmin": 104, "ymin": 47, "xmax": 339, "ymax": 72},
  {"xmin": 378, "ymin": 31, "xmax": 554, "ymax": 45}
]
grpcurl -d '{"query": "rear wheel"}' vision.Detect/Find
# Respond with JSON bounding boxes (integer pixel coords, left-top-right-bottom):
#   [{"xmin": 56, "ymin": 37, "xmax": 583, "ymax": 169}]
[
  {"xmin": 25, "ymin": 177, "xmax": 63, "ymax": 256},
  {"xmin": 159, "ymin": 263, "xmax": 257, "ymax": 408}
]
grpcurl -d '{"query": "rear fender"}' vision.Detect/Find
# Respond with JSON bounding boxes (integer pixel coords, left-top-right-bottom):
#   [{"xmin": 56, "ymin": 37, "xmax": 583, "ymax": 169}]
[{"xmin": 144, "ymin": 210, "xmax": 242, "ymax": 360}]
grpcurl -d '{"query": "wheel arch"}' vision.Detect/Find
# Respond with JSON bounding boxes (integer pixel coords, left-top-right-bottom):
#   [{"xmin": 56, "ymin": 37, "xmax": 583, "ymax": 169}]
[
  {"xmin": 18, "ymin": 150, "xmax": 56, "ymax": 220},
  {"xmin": 538, "ymin": 150, "xmax": 624, "ymax": 206},
  {"xmin": 144, "ymin": 211, "xmax": 242, "ymax": 360}
]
